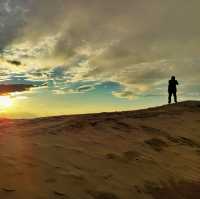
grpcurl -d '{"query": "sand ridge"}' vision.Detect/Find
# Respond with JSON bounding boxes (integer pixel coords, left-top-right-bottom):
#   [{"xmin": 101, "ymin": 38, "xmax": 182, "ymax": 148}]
[{"xmin": 0, "ymin": 101, "xmax": 200, "ymax": 198}]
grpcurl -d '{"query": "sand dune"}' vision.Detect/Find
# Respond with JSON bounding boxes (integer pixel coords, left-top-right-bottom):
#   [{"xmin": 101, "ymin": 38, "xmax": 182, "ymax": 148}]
[{"xmin": 0, "ymin": 101, "xmax": 200, "ymax": 199}]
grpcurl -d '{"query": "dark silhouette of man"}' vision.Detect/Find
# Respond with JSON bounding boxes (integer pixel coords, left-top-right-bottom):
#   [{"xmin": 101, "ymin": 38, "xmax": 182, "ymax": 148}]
[{"xmin": 168, "ymin": 76, "xmax": 178, "ymax": 104}]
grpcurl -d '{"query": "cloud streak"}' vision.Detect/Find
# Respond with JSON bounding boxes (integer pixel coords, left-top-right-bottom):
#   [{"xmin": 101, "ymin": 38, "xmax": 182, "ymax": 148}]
[{"xmin": 0, "ymin": 84, "xmax": 34, "ymax": 95}]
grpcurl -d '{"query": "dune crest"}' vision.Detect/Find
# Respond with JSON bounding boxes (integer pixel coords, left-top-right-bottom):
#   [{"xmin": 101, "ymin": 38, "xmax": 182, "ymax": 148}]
[{"xmin": 0, "ymin": 101, "xmax": 200, "ymax": 199}]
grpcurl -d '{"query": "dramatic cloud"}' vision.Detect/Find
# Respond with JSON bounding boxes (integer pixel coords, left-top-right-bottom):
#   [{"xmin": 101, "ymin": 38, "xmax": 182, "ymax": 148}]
[{"xmin": 0, "ymin": 0, "xmax": 200, "ymax": 98}]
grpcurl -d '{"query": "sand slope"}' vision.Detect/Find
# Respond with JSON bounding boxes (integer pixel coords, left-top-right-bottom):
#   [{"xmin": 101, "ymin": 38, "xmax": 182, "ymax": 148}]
[{"xmin": 0, "ymin": 101, "xmax": 200, "ymax": 199}]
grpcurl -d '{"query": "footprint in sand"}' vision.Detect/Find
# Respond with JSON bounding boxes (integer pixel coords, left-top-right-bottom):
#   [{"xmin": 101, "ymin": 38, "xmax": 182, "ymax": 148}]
[
  {"xmin": 121, "ymin": 150, "xmax": 141, "ymax": 162},
  {"xmin": 105, "ymin": 151, "xmax": 141, "ymax": 163},
  {"xmin": 133, "ymin": 185, "xmax": 143, "ymax": 194},
  {"xmin": 87, "ymin": 190, "xmax": 120, "ymax": 199},
  {"xmin": 53, "ymin": 190, "xmax": 70, "ymax": 198},
  {"xmin": 53, "ymin": 191, "xmax": 65, "ymax": 196},
  {"xmin": 144, "ymin": 138, "xmax": 168, "ymax": 152},
  {"xmin": 144, "ymin": 180, "xmax": 200, "ymax": 199},
  {"xmin": 167, "ymin": 136, "xmax": 200, "ymax": 148},
  {"xmin": 2, "ymin": 187, "xmax": 16, "ymax": 193},
  {"xmin": 102, "ymin": 173, "xmax": 113, "ymax": 180},
  {"xmin": 105, "ymin": 153, "xmax": 120, "ymax": 160}
]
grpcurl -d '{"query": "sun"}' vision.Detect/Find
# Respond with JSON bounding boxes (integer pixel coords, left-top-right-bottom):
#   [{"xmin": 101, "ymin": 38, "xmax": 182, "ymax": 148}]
[{"xmin": 0, "ymin": 96, "xmax": 13, "ymax": 109}]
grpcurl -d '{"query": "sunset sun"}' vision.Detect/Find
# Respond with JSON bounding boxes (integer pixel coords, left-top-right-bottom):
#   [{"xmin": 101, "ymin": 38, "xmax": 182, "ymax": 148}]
[{"xmin": 0, "ymin": 96, "xmax": 12, "ymax": 109}]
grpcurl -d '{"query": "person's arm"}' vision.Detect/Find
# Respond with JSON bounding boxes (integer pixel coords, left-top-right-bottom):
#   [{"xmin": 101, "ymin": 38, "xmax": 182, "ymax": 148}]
[{"xmin": 176, "ymin": 80, "xmax": 179, "ymax": 85}]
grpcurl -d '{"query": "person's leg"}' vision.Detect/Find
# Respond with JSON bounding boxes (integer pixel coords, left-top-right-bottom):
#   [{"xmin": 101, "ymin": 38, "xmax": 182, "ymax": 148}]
[
  {"xmin": 173, "ymin": 92, "xmax": 177, "ymax": 103},
  {"xmin": 168, "ymin": 92, "xmax": 172, "ymax": 104}
]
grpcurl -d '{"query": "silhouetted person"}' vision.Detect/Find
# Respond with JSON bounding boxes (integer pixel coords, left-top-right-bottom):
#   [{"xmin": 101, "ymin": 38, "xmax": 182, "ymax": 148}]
[{"xmin": 168, "ymin": 76, "xmax": 178, "ymax": 104}]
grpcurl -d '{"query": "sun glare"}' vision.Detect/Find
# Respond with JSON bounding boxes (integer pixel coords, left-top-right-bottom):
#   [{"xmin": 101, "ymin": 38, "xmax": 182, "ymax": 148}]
[{"xmin": 0, "ymin": 96, "xmax": 12, "ymax": 109}]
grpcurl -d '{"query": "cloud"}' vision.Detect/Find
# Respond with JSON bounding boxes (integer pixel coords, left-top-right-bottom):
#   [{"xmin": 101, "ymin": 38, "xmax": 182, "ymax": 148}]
[
  {"xmin": 112, "ymin": 90, "xmax": 136, "ymax": 100},
  {"xmin": 7, "ymin": 60, "xmax": 21, "ymax": 66},
  {"xmin": 0, "ymin": 0, "xmax": 200, "ymax": 98},
  {"xmin": 0, "ymin": 84, "xmax": 34, "ymax": 95},
  {"xmin": 53, "ymin": 83, "xmax": 97, "ymax": 95}
]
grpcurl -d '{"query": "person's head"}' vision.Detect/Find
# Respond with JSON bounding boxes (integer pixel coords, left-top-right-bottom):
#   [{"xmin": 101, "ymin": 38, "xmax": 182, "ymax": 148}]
[{"xmin": 171, "ymin": 76, "xmax": 176, "ymax": 80}]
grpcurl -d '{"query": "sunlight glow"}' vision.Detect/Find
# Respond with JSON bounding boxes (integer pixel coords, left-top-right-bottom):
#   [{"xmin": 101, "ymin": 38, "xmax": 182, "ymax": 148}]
[{"xmin": 0, "ymin": 96, "xmax": 13, "ymax": 109}]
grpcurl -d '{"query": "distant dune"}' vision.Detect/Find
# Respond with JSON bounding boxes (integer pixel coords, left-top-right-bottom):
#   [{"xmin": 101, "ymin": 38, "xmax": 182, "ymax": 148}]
[{"xmin": 0, "ymin": 101, "xmax": 200, "ymax": 199}]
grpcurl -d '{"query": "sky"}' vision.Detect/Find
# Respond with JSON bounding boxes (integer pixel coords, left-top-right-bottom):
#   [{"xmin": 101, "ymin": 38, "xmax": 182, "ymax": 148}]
[{"xmin": 0, "ymin": 0, "xmax": 199, "ymax": 118}]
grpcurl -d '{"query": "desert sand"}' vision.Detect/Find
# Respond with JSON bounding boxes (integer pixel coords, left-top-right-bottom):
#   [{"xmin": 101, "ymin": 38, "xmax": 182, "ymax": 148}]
[{"xmin": 0, "ymin": 101, "xmax": 200, "ymax": 199}]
